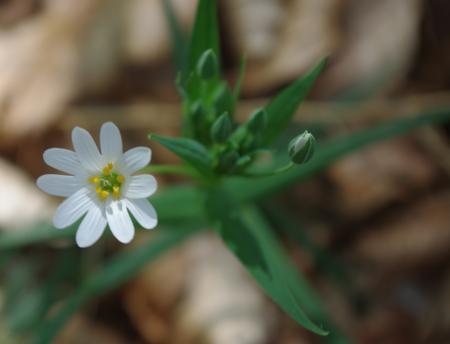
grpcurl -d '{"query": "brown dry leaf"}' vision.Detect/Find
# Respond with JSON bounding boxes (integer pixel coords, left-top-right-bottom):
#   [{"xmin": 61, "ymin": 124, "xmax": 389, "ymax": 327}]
[
  {"xmin": 0, "ymin": 0, "xmax": 103, "ymax": 145},
  {"xmin": 123, "ymin": 0, "xmax": 196, "ymax": 65},
  {"xmin": 222, "ymin": 0, "xmax": 285, "ymax": 62},
  {"xmin": 173, "ymin": 233, "xmax": 278, "ymax": 344},
  {"xmin": 55, "ymin": 314, "xmax": 129, "ymax": 344},
  {"xmin": 351, "ymin": 191, "xmax": 450, "ymax": 270},
  {"xmin": 0, "ymin": 157, "xmax": 52, "ymax": 230},
  {"xmin": 123, "ymin": 237, "xmax": 187, "ymax": 343},
  {"xmin": 0, "ymin": 0, "xmax": 195, "ymax": 145},
  {"xmin": 422, "ymin": 268, "xmax": 450, "ymax": 341},
  {"xmin": 328, "ymin": 137, "xmax": 437, "ymax": 218},
  {"xmin": 355, "ymin": 305, "xmax": 416, "ymax": 344},
  {"xmin": 321, "ymin": 0, "xmax": 423, "ymax": 96},
  {"xmin": 229, "ymin": 0, "xmax": 340, "ymax": 95}
]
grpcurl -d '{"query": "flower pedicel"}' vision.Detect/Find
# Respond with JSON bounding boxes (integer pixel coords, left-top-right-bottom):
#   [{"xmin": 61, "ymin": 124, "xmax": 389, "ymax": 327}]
[{"xmin": 37, "ymin": 122, "xmax": 158, "ymax": 247}]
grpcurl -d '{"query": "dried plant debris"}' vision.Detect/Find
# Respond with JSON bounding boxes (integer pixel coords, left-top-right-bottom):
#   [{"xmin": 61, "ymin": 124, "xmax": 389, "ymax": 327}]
[
  {"xmin": 123, "ymin": 239, "xmax": 187, "ymax": 343},
  {"xmin": 0, "ymin": 157, "xmax": 52, "ymax": 230},
  {"xmin": 173, "ymin": 234, "xmax": 278, "ymax": 344},
  {"xmin": 321, "ymin": 0, "xmax": 424, "ymax": 96},
  {"xmin": 351, "ymin": 191, "xmax": 450, "ymax": 270},
  {"xmin": 0, "ymin": 0, "xmax": 196, "ymax": 144},
  {"xmin": 56, "ymin": 314, "xmax": 129, "ymax": 344},
  {"xmin": 328, "ymin": 137, "xmax": 437, "ymax": 218},
  {"xmin": 225, "ymin": 0, "xmax": 339, "ymax": 95}
]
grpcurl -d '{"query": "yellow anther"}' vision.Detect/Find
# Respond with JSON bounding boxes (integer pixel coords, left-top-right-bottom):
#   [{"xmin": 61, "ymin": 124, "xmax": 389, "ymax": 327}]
[
  {"xmin": 99, "ymin": 190, "xmax": 109, "ymax": 200},
  {"xmin": 95, "ymin": 186, "xmax": 102, "ymax": 194},
  {"xmin": 117, "ymin": 175, "xmax": 125, "ymax": 183},
  {"xmin": 102, "ymin": 162, "xmax": 113, "ymax": 175},
  {"xmin": 113, "ymin": 186, "xmax": 120, "ymax": 199},
  {"xmin": 89, "ymin": 176, "xmax": 100, "ymax": 184}
]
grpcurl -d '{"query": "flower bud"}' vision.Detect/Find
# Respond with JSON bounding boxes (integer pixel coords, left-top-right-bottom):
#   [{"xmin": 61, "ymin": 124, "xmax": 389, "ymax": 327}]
[
  {"xmin": 288, "ymin": 131, "xmax": 315, "ymax": 164},
  {"xmin": 218, "ymin": 151, "xmax": 239, "ymax": 172},
  {"xmin": 213, "ymin": 83, "xmax": 234, "ymax": 115},
  {"xmin": 197, "ymin": 49, "xmax": 218, "ymax": 79},
  {"xmin": 247, "ymin": 108, "xmax": 267, "ymax": 132},
  {"xmin": 236, "ymin": 155, "xmax": 251, "ymax": 168},
  {"xmin": 211, "ymin": 113, "xmax": 232, "ymax": 143},
  {"xmin": 189, "ymin": 101, "xmax": 205, "ymax": 122}
]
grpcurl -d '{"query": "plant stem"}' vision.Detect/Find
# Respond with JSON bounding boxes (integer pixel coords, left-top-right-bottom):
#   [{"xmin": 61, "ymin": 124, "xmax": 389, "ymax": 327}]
[{"xmin": 240, "ymin": 162, "xmax": 295, "ymax": 178}]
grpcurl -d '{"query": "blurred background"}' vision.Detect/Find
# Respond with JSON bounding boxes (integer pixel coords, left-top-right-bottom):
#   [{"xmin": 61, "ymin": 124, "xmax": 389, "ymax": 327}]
[{"xmin": 1, "ymin": 0, "xmax": 450, "ymax": 343}]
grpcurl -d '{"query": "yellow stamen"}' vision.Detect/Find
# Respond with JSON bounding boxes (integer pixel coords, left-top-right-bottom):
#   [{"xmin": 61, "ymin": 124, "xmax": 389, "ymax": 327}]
[
  {"xmin": 99, "ymin": 190, "xmax": 109, "ymax": 200},
  {"xmin": 95, "ymin": 186, "xmax": 102, "ymax": 194},
  {"xmin": 117, "ymin": 175, "xmax": 125, "ymax": 183},
  {"xmin": 113, "ymin": 186, "xmax": 120, "ymax": 199},
  {"xmin": 89, "ymin": 176, "xmax": 100, "ymax": 184},
  {"xmin": 102, "ymin": 162, "xmax": 113, "ymax": 175}
]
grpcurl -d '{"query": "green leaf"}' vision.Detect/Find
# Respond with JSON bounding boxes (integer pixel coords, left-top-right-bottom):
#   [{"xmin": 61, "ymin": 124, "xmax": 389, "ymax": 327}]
[
  {"xmin": 150, "ymin": 134, "xmax": 213, "ymax": 176},
  {"xmin": 243, "ymin": 208, "xmax": 351, "ymax": 344},
  {"xmin": 32, "ymin": 224, "xmax": 202, "ymax": 344},
  {"xmin": 0, "ymin": 185, "xmax": 204, "ymax": 249},
  {"xmin": 205, "ymin": 188, "xmax": 329, "ymax": 336},
  {"xmin": 228, "ymin": 108, "xmax": 450, "ymax": 201},
  {"xmin": 3, "ymin": 251, "xmax": 78, "ymax": 335},
  {"xmin": 261, "ymin": 58, "xmax": 327, "ymax": 145},
  {"xmin": 184, "ymin": 0, "xmax": 220, "ymax": 82},
  {"xmin": 162, "ymin": 0, "xmax": 187, "ymax": 72},
  {"xmin": 233, "ymin": 55, "xmax": 247, "ymax": 101},
  {"xmin": 266, "ymin": 207, "xmax": 357, "ymax": 307}
]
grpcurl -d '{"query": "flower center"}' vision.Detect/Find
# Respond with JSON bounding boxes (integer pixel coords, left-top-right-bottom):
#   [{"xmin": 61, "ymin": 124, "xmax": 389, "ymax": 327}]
[{"xmin": 88, "ymin": 162, "xmax": 125, "ymax": 201}]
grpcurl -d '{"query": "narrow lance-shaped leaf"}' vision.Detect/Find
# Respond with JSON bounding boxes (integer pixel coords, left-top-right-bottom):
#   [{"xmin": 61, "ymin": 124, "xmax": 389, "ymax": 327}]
[
  {"xmin": 233, "ymin": 55, "xmax": 247, "ymax": 101},
  {"xmin": 261, "ymin": 58, "xmax": 327, "ymax": 145},
  {"xmin": 0, "ymin": 185, "xmax": 205, "ymax": 250},
  {"xmin": 241, "ymin": 207, "xmax": 350, "ymax": 344},
  {"xmin": 32, "ymin": 224, "xmax": 202, "ymax": 344},
  {"xmin": 183, "ymin": 0, "xmax": 220, "ymax": 82},
  {"xmin": 149, "ymin": 134, "xmax": 214, "ymax": 177},
  {"xmin": 205, "ymin": 187, "xmax": 329, "ymax": 336},
  {"xmin": 162, "ymin": 0, "xmax": 187, "ymax": 72},
  {"xmin": 228, "ymin": 108, "xmax": 450, "ymax": 201}
]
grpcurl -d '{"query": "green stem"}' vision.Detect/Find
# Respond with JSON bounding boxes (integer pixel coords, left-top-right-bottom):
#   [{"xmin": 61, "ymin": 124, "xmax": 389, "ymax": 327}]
[{"xmin": 240, "ymin": 162, "xmax": 295, "ymax": 178}]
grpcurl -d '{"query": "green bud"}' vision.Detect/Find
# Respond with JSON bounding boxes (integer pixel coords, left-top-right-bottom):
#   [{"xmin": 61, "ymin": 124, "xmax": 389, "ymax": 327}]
[
  {"xmin": 247, "ymin": 108, "xmax": 267, "ymax": 132},
  {"xmin": 211, "ymin": 113, "xmax": 232, "ymax": 143},
  {"xmin": 197, "ymin": 49, "xmax": 218, "ymax": 79},
  {"xmin": 218, "ymin": 151, "xmax": 239, "ymax": 172},
  {"xmin": 288, "ymin": 131, "xmax": 315, "ymax": 164},
  {"xmin": 213, "ymin": 83, "xmax": 234, "ymax": 115},
  {"xmin": 189, "ymin": 101, "xmax": 205, "ymax": 121},
  {"xmin": 236, "ymin": 155, "xmax": 252, "ymax": 168}
]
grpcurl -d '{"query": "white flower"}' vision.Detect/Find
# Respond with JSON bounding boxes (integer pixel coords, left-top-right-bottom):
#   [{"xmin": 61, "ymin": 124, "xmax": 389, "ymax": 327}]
[{"xmin": 37, "ymin": 122, "xmax": 158, "ymax": 247}]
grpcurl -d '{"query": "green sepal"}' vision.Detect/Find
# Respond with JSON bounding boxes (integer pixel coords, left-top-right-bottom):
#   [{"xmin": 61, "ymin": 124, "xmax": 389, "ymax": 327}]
[
  {"xmin": 197, "ymin": 49, "xmax": 219, "ymax": 80},
  {"xmin": 211, "ymin": 112, "xmax": 233, "ymax": 143},
  {"xmin": 288, "ymin": 131, "xmax": 316, "ymax": 164}
]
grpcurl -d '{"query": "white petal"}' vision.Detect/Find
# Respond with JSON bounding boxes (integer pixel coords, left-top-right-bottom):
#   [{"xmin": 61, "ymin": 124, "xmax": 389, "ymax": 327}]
[
  {"xmin": 76, "ymin": 205, "xmax": 107, "ymax": 248},
  {"xmin": 37, "ymin": 174, "xmax": 79, "ymax": 197},
  {"xmin": 43, "ymin": 148, "xmax": 80, "ymax": 175},
  {"xmin": 126, "ymin": 174, "xmax": 157, "ymax": 199},
  {"xmin": 106, "ymin": 200, "xmax": 134, "ymax": 244},
  {"xmin": 53, "ymin": 188, "xmax": 93, "ymax": 229},
  {"xmin": 100, "ymin": 122, "xmax": 122, "ymax": 161},
  {"xmin": 125, "ymin": 199, "xmax": 157, "ymax": 230},
  {"xmin": 117, "ymin": 147, "xmax": 151, "ymax": 175},
  {"xmin": 72, "ymin": 127, "xmax": 103, "ymax": 173}
]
